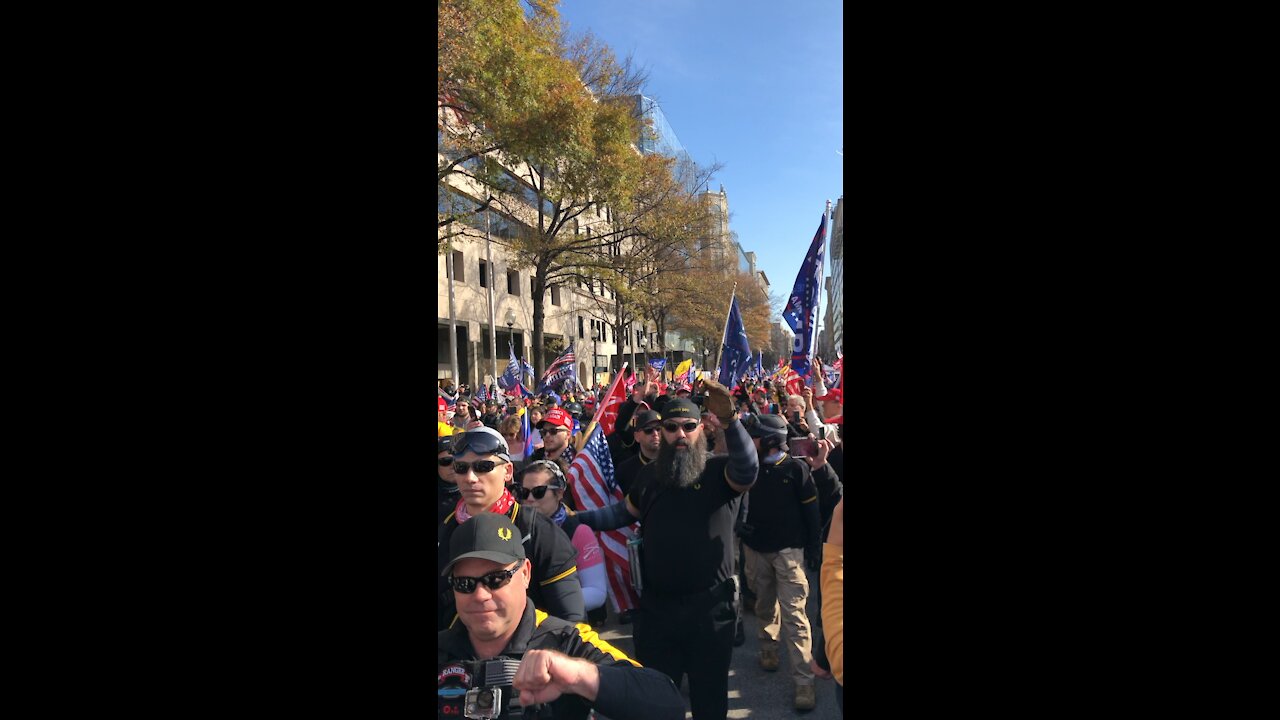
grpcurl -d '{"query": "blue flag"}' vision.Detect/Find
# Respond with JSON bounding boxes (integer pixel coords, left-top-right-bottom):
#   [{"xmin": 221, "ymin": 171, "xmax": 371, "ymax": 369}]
[
  {"xmin": 521, "ymin": 358, "xmax": 536, "ymax": 386},
  {"xmin": 498, "ymin": 342, "xmax": 522, "ymax": 390},
  {"xmin": 783, "ymin": 215, "xmax": 826, "ymax": 378},
  {"xmin": 717, "ymin": 295, "xmax": 754, "ymax": 388},
  {"xmin": 648, "ymin": 357, "xmax": 667, "ymax": 374},
  {"xmin": 756, "ymin": 350, "xmax": 764, "ymax": 379}
]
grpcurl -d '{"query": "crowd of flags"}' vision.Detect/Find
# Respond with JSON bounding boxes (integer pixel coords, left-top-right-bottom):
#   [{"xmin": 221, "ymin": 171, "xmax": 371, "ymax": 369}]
[{"xmin": 442, "ymin": 206, "xmax": 834, "ymax": 612}]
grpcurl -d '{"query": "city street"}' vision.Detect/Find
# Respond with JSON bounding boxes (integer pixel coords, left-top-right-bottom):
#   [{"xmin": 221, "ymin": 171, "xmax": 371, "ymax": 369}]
[{"xmin": 593, "ymin": 566, "xmax": 842, "ymax": 720}]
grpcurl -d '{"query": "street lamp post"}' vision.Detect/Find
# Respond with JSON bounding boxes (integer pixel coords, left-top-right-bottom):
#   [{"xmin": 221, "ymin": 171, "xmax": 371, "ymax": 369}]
[
  {"xmin": 504, "ymin": 308, "xmax": 516, "ymax": 361},
  {"xmin": 701, "ymin": 347, "xmax": 710, "ymax": 382},
  {"xmin": 592, "ymin": 327, "xmax": 601, "ymax": 390}
]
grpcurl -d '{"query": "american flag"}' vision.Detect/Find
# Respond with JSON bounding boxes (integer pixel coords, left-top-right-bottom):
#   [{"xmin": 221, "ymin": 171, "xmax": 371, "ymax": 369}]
[
  {"xmin": 566, "ymin": 424, "xmax": 640, "ymax": 613},
  {"xmin": 538, "ymin": 343, "xmax": 577, "ymax": 394}
]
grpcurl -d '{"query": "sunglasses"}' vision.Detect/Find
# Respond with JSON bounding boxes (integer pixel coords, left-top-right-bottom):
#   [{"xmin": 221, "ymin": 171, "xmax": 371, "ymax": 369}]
[
  {"xmin": 637, "ymin": 426, "xmax": 661, "ymax": 435},
  {"xmin": 541, "ymin": 427, "xmax": 567, "ymax": 435},
  {"xmin": 515, "ymin": 484, "xmax": 562, "ymax": 500},
  {"xmin": 437, "ymin": 457, "xmax": 454, "ymax": 467},
  {"xmin": 449, "ymin": 562, "xmax": 520, "ymax": 594},
  {"xmin": 452, "ymin": 459, "xmax": 509, "ymax": 475},
  {"xmin": 662, "ymin": 421, "xmax": 700, "ymax": 433}
]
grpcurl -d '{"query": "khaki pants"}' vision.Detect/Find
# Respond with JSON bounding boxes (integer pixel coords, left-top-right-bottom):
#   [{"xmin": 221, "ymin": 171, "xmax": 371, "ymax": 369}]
[{"xmin": 745, "ymin": 545, "xmax": 814, "ymax": 684}]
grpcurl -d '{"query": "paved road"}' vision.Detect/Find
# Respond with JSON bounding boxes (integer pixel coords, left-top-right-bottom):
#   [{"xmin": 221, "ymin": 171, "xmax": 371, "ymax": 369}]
[{"xmin": 593, "ymin": 565, "xmax": 842, "ymax": 719}]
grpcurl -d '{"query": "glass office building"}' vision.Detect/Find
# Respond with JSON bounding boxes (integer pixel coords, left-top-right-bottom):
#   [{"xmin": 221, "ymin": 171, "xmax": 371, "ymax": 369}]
[{"xmin": 632, "ymin": 95, "xmax": 693, "ymax": 166}]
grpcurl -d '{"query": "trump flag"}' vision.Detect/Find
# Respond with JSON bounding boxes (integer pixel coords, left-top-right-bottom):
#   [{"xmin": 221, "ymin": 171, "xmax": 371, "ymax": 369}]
[{"xmin": 782, "ymin": 215, "xmax": 826, "ymax": 378}]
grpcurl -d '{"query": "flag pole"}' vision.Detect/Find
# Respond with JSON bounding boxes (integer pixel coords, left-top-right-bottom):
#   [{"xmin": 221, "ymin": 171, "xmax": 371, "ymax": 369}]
[
  {"xmin": 715, "ymin": 282, "xmax": 738, "ymax": 377},
  {"xmin": 579, "ymin": 361, "xmax": 629, "ymax": 452}
]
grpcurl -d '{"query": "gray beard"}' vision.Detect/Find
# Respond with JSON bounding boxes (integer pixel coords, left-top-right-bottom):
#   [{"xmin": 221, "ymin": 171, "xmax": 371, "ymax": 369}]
[{"xmin": 656, "ymin": 434, "xmax": 708, "ymax": 489}]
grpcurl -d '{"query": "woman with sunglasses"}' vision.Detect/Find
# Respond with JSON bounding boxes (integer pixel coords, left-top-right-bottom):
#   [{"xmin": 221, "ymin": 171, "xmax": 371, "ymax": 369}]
[
  {"xmin": 437, "ymin": 435, "xmax": 461, "ymax": 524},
  {"xmin": 518, "ymin": 461, "xmax": 608, "ymax": 615},
  {"xmin": 437, "ymin": 426, "xmax": 584, "ymax": 632}
]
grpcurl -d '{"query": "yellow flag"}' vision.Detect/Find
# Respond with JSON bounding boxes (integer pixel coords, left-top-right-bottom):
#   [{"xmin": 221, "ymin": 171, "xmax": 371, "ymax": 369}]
[{"xmin": 674, "ymin": 359, "xmax": 692, "ymax": 380}]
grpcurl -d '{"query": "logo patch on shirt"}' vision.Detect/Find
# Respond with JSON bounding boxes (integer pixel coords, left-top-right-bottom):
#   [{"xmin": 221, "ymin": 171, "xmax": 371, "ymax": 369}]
[{"xmin": 439, "ymin": 663, "xmax": 470, "ymax": 694}]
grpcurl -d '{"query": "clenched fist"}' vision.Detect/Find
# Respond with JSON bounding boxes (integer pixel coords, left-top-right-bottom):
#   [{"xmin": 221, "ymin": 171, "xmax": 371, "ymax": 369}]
[
  {"xmin": 695, "ymin": 377, "xmax": 736, "ymax": 422},
  {"xmin": 512, "ymin": 648, "xmax": 600, "ymax": 706}
]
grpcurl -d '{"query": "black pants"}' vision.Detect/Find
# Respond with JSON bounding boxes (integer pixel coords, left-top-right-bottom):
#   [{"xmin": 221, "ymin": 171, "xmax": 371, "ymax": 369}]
[{"xmin": 635, "ymin": 582, "xmax": 736, "ymax": 720}]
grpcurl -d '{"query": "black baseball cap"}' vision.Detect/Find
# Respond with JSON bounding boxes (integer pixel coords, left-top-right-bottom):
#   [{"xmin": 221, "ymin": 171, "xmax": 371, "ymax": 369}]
[
  {"xmin": 663, "ymin": 398, "xmax": 701, "ymax": 420},
  {"xmin": 746, "ymin": 413, "xmax": 788, "ymax": 439},
  {"xmin": 441, "ymin": 512, "xmax": 526, "ymax": 576},
  {"xmin": 632, "ymin": 409, "xmax": 662, "ymax": 430}
]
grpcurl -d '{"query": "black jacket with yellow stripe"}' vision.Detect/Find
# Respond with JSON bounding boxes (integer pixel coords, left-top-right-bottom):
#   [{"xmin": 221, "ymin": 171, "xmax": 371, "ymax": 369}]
[
  {"xmin": 438, "ymin": 603, "xmax": 685, "ymax": 720},
  {"xmin": 742, "ymin": 453, "xmax": 822, "ymax": 554},
  {"xmin": 438, "ymin": 502, "xmax": 584, "ymax": 631}
]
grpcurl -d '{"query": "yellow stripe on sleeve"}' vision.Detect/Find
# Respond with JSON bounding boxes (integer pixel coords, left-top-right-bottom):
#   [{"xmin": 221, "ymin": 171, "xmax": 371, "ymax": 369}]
[
  {"xmin": 539, "ymin": 565, "xmax": 577, "ymax": 586},
  {"xmin": 574, "ymin": 622, "xmax": 642, "ymax": 667}
]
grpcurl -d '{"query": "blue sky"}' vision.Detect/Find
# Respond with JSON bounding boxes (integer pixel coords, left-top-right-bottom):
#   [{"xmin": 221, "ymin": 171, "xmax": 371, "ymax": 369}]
[{"xmin": 557, "ymin": 0, "xmax": 843, "ymax": 326}]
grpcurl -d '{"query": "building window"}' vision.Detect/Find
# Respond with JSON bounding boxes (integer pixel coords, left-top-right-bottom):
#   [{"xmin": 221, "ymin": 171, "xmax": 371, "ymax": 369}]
[
  {"xmin": 551, "ymin": 286, "xmax": 561, "ymax": 306},
  {"xmin": 452, "ymin": 251, "xmax": 464, "ymax": 282},
  {"xmin": 578, "ymin": 316, "xmax": 584, "ymax": 339},
  {"xmin": 479, "ymin": 259, "xmax": 488, "ymax": 288},
  {"xmin": 507, "ymin": 270, "xmax": 519, "ymax": 295},
  {"xmin": 530, "ymin": 276, "xmax": 536, "ymax": 300}
]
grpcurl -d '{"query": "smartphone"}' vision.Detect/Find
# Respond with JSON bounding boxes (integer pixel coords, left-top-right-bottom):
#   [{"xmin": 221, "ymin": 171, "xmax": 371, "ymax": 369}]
[{"xmin": 790, "ymin": 438, "xmax": 816, "ymax": 458}]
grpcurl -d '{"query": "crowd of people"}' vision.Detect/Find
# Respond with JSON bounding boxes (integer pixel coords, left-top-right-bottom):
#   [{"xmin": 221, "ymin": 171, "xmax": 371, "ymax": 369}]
[{"xmin": 437, "ymin": 366, "xmax": 844, "ymax": 719}]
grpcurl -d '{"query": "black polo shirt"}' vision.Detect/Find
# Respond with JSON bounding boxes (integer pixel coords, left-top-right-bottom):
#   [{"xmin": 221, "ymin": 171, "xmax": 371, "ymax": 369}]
[
  {"xmin": 613, "ymin": 450, "xmax": 654, "ymax": 497},
  {"xmin": 626, "ymin": 455, "xmax": 743, "ymax": 596}
]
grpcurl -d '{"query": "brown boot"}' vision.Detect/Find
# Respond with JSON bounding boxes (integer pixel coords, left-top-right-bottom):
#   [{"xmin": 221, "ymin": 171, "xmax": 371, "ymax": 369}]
[
  {"xmin": 759, "ymin": 643, "xmax": 779, "ymax": 671},
  {"xmin": 795, "ymin": 683, "xmax": 816, "ymax": 711}
]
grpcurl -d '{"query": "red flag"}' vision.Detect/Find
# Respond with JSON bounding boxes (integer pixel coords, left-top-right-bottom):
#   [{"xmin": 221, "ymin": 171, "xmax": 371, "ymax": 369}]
[{"xmin": 594, "ymin": 362, "xmax": 630, "ymax": 436}]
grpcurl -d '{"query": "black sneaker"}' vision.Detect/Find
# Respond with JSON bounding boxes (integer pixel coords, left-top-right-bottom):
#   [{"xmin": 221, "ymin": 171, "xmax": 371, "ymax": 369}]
[{"xmin": 618, "ymin": 609, "xmax": 634, "ymax": 624}]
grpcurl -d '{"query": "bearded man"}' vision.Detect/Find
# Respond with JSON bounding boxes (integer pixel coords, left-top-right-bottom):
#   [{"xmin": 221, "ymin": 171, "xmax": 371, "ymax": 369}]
[{"xmin": 574, "ymin": 379, "xmax": 759, "ymax": 720}]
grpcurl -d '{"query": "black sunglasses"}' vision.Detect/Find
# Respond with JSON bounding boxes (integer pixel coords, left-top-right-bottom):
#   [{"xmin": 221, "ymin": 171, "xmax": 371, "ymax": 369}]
[
  {"xmin": 449, "ymin": 562, "xmax": 520, "ymax": 594},
  {"xmin": 437, "ymin": 457, "xmax": 454, "ymax": 467},
  {"xmin": 515, "ymin": 484, "xmax": 561, "ymax": 500},
  {"xmin": 453, "ymin": 459, "xmax": 509, "ymax": 475},
  {"xmin": 541, "ymin": 427, "xmax": 567, "ymax": 435},
  {"xmin": 662, "ymin": 421, "xmax": 700, "ymax": 433}
]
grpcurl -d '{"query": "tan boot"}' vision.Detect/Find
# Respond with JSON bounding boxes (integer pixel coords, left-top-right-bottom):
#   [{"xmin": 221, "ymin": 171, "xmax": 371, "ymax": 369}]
[
  {"xmin": 795, "ymin": 683, "xmax": 816, "ymax": 711},
  {"xmin": 759, "ymin": 643, "xmax": 779, "ymax": 671}
]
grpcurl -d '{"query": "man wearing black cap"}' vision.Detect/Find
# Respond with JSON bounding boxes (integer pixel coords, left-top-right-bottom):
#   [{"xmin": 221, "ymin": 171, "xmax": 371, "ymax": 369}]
[
  {"xmin": 439, "ymin": 513, "xmax": 685, "ymax": 720},
  {"xmin": 438, "ymin": 426, "xmax": 584, "ymax": 631},
  {"xmin": 613, "ymin": 408, "xmax": 662, "ymax": 497},
  {"xmin": 574, "ymin": 378, "xmax": 759, "ymax": 720},
  {"xmin": 739, "ymin": 413, "xmax": 825, "ymax": 711}
]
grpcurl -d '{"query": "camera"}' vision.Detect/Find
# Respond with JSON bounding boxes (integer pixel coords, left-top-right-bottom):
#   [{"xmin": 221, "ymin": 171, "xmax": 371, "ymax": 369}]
[{"xmin": 464, "ymin": 686, "xmax": 503, "ymax": 719}]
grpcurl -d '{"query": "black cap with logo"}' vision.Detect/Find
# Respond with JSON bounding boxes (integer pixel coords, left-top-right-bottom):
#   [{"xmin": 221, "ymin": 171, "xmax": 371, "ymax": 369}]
[
  {"xmin": 441, "ymin": 512, "xmax": 526, "ymax": 576},
  {"xmin": 662, "ymin": 398, "xmax": 701, "ymax": 421}
]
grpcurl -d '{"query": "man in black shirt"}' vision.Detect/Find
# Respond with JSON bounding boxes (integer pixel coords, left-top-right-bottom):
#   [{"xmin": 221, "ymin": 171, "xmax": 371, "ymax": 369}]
[
  {"xmin": 438, "ymin": 427, "xmax": 584, "ymax": 631},
  {"xmin": 575, "ymin": 380, "xmax": 759, "ymax": 720},
  {"xmin": 481, "ymin": 400, "xmax": 502, "ymax": 430},
  {"xmin": 439, "ymin": 513, "xmax": 685, "ymax": 720},
  {"xmin": 613, "ymin": 409, "xmax": 662, "ymax": 496},
  {"xmin": 740, "ymin": 414, "xmax": 823, "ymax": 711}
]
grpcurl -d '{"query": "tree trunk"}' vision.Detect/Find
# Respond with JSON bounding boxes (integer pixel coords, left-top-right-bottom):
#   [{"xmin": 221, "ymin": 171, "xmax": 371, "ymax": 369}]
[{"xmin": 532, "ymin": 267, "xmax": 548, "ymax": 383}]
